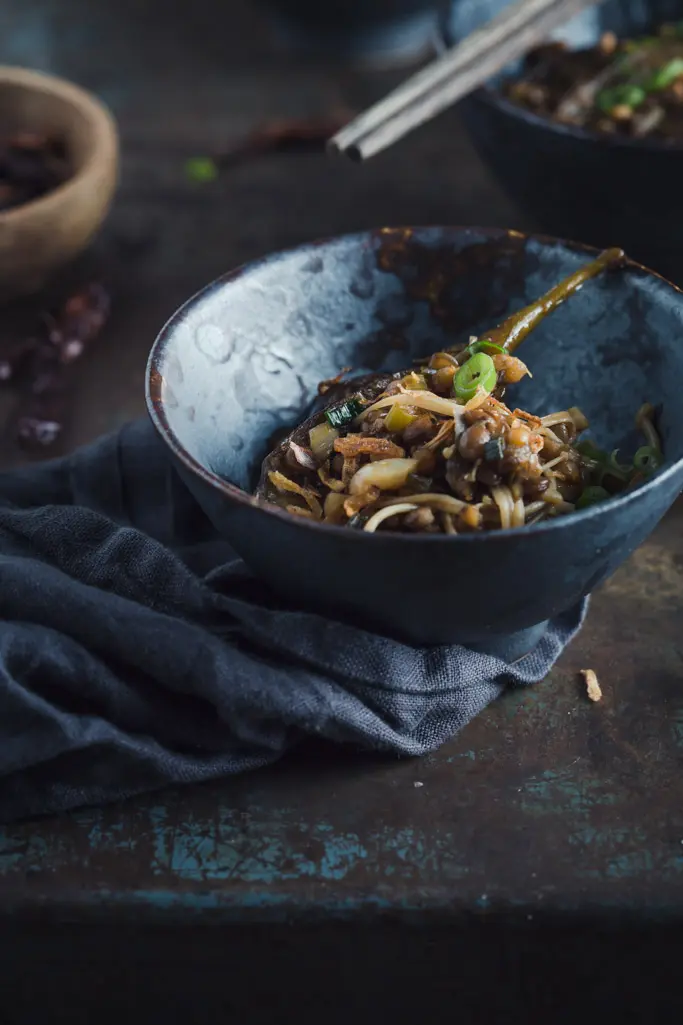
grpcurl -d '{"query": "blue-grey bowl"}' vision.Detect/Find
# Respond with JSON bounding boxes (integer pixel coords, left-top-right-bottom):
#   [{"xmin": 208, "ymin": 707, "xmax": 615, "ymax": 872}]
[
  {"xmin": 455, "ymin": 0, "xmax": 683, "ymax": 282},
  {"xmin": 256, "ymin": 0, "xmax": 439, "ymax": 63},
  {"xmin": 146, "ymin": 226, "xmax": 683, "ymax": 650}
]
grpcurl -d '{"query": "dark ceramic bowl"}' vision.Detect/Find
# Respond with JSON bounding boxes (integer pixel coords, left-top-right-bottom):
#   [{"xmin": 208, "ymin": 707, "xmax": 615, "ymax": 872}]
[
  {"xmin": 146, "ymin": 226, "xmax": 683, "ymax": 651},
  {"xmin": 256, "ymin": 0, "xmax": 439, "ymax": 64},
  {"xmin": 456, "ymin": 0, "xmax": 683, "ymax": 282}
]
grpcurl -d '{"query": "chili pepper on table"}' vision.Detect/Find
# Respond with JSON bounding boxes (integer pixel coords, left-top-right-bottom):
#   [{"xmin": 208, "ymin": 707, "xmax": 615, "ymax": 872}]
[{"xmin": 0, "ymin": 283, "xmax": 110, "ymax": 451}]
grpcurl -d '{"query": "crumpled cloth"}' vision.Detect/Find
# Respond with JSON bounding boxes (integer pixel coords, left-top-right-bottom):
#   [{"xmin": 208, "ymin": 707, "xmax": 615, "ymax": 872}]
[{"xmin": 0, "ymin": 419, "xmax": 584, "ymax": 822}]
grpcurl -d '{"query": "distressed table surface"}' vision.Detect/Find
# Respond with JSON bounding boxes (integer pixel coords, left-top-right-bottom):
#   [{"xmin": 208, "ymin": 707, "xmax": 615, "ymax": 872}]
[{"xmin": 0, "ymin": 1, "xmax": 682, "ymax": 1023}]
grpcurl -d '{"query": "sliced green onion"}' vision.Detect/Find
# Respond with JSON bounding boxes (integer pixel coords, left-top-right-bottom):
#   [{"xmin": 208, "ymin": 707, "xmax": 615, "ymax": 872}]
[
  {"xmin": 575, "ymin": 441, "xmax": 631, "ymax": 482},
  {"xmin": 576, "ymin": 485, "xmax": 610, "ymax": 510},
  {"xmin": 309, "ymin": 422, "xmax": 338, "ymax": 461},
  {"xmin": 647, "ymin": 57, "xmax": 683, "ymax": 91},
  {"xmin": 467, "ymin": 338, "xmax": 506, "ymax": 356},
  {"xmin": 401, "ymin": 371, "xmax": 428, "ymax": 390},
  {"xmin": 633, "ymin": 445, "xmax": 662, "ymax": 474},
  {"xmin": 623, "ymin": 36, "xmax": 658, "ymax": 53},
  {"xmin": 483, "ymin": 437, "xmax": 505, "ymax": 462},
  {"xmin": 384, "ymin": 404, "xmax": 417, "ymax": 433},
  {"xmin": 453, "ymin": 352, "xmax": 497, "ymax": 403},
  {"xmin": 575, "ymin": 439, "xmax": 606, "ymax": 461},
  {"xmin": 607, "ymin": 449, "xmax": 633, "ymax": 479},
  {"xmin": 185, "ymin": 156, "xmax": 218, "ymax": 182},
  {"xmin": 596, "ymin": 83, "xmax": 646, "ymax": 113},
  {"xmin": 325, "ymin": 397, "xmax": 363, "ymax": 429}
]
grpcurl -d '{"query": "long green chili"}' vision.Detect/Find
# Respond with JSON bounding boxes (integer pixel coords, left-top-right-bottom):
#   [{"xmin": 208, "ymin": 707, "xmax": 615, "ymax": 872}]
[{"xmin": 479, "ymin": 247, "xmax": 625, "ymax": 355}]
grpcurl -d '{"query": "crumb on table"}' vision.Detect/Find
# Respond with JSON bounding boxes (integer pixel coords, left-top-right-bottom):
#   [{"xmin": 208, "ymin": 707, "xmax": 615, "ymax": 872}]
[{"xmin": 580, "ymin": 668, "xmax": 602, "ymax": 702}]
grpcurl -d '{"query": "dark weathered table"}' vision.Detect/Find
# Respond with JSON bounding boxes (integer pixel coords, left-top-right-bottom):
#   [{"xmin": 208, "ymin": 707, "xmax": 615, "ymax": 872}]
[{"xmin": 1, "ymin": 2, "xmax": 682, "ymax": 1023}]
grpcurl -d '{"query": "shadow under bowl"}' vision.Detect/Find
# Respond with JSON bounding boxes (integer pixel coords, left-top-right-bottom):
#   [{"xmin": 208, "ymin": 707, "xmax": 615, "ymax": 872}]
[
  {"xmin": 458, "ymin": 0, "xmax": 683, "ymax": 284},
  {"xmin": 147, "ymin": 226, "xmax": 683, "ymax": 649}
]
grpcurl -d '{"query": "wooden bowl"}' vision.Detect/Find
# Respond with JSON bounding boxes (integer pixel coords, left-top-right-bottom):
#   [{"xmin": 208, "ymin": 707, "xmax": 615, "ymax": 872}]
[{"xmin": 0, "ymin": 66, "xmax": 118, "ymax": 301}]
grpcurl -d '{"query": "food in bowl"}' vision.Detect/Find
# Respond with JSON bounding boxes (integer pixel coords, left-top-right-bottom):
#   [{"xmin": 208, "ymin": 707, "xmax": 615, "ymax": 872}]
[
  {"xmin": 504, "ymin": 20, "xmax": 683, "ymax": 141},
  {"xmin": 0, "ymin": 130, "xmax": 69, "ymax": 211},
  {"xmin": 257, "ymin": 248, "xmax": 663, "ymax": 534}
]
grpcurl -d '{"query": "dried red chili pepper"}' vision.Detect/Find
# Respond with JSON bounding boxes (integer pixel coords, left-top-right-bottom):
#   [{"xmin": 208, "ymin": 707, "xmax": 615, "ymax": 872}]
[
  {"xmin": 10, "ymin": 283, "xmax": 110, "ymax": 451},
  {"xmin": 0, "ymin": 131, "xmax": 68, "ymax": 212},
  {"xmin": 43, "ymin": 283, "xmax": 110, "ymax": 363},
  {"xmin": 186, "ymin": 108, "xmax": 355, "ymax": 179}
]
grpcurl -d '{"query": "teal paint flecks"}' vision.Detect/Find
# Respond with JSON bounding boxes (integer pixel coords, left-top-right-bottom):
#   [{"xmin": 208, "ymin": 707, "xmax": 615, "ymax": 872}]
[
  {"xmin": 145, "ymin": 807, "xmax": 463, "ymax": 884},
  {"xmin": 519, "ymin": 769, "xmax": 618, "ymax": 816}
]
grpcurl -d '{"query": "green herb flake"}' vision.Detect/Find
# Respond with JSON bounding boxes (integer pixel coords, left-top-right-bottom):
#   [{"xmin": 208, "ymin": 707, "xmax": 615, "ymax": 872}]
[
  {"xmin": 483, "ymin": 437, "xmax": 505, "ymax": 462},
  {"xmin": 596, "ymin": 83, "xmax": 646, "ymax": 113},
  {"xmin": 185, "ymin": 156, "xmax": 218, "ymax": 183},
  {"xmin": 468, "ymin": 338, "xmax": 506, "ymax": 356},
  {"xmin": 453, "ymin": 352, "xmax": 497, "ymax": 403},
  {"xmin": 324, "ymin": 397, "xmax": 364, "ymax": 429},
  {"xmin": 575, "ymin": 440, "xmax": 631, "ymax": 483},
  {"xmin": 647, "ymin": 57, "xmax": 683, "ymax": 92},
  {"xmin": 576, "ymin": 485, "xmax": 610, "ymax": 510},
  {"xmin": 633, "ymin": 445, "xmax": 662, "ymax": 474}
]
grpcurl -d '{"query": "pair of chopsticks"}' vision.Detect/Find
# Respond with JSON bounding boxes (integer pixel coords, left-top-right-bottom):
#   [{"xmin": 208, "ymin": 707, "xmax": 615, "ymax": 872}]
[{"xmin": 330, "ymin": 0, "xmax": 605, "ymax": 161}]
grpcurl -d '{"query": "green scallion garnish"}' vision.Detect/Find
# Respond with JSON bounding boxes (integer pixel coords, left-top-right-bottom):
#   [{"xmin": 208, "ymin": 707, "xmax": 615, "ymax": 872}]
[
  {"xmin": 185, "ymin": 156, "xmax": 218, "ymax": 183},
  {"xmin": 607, "ymin": 448, "xmax": 633, "ymax": 478},
  {"xmin": 646, "ymin": 57, "xmax": 683, "ymax": 91},
  {"xmin": 575, "ymin": 441, "xmax": 631, "ymax": 482},
  {"xmin": 633, "ymin": 445, "xmax": 662, "ymax": 474},
  {"xmin": 576, "ymin": 485, "xmax": 610, "ymax": 510},
  {"xmin": 467, "ymin": 338, "xmax": 507, "ymax": 356},
  {"xmin": 325, "ymin": 397, "xmax": 363, "ymax": 429},
  {"xmin": 453, "ymin": 352, "xmax": 497, "ymax": 403},
  {"xmin": 483, "ymin": 437, "xmax": 505, "ymax": 462},
  {"xmin": 596, "ymin": 83, "xmax": 646, "ymax": 113},
  {"xmin": 575, "ymin": 439, "xmax": 605, "ymax": 461}
]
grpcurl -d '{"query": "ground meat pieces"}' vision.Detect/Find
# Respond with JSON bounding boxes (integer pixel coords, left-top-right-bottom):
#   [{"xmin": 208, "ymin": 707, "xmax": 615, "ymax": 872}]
[
  {"xmin": 334, "ymin": 434, "xmax": 405, "ymax": 459},
  {"xmin": 402, "ymin": 415, "xmax": 438, "ymax": 447}
]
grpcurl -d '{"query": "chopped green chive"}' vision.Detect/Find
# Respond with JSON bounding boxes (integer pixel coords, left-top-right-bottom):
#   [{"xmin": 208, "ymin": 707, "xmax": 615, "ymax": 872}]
[
  {"xmin": 185, "ymin": 156, "xmax": 218, "ymax": 183},
  {"xmin": 576, "ymin": 485, "xmax": 610, "ymax": 509},
  {"xmin": 623, "ymin": 36, "xmax": 659, "ymax": 53},
  {"xmin": 325, "ymin": 397, "xmax": 363, "ymax": 429},
  {"xmin": 606, "ymin": 448, "xmax": 633, "ymax": 479},
  {"xmin": 453, "ymin": 352, "xmax": 497, "ymax": 403},
  {"xmin": 647, "ymin": 57, "xmax": 683, "ymax": 91},
  {"xmin": 575, "ymin": 441, "xmax": 631, "ymax": 482},
  {"xmin": 467, "ymin": 338, "xmax": 506, "ymax": 356},
  {"xmin": 483, "ymin": 437, "xmax": 505, "ymax": 462},
  {"xmin": 596, "ymin": 83, "xmax": 646, "ymax": 113},
  {"xmin": 633, "ymin": 445, "xmax": 662, "ymax": 474}
]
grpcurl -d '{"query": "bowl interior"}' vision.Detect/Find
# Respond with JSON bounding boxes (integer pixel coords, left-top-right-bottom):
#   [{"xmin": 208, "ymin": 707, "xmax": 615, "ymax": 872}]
[
  {"xmin": 0, "ymin": 76, "xmax": 99, "ymax": 180},
  {"xmin": 152, "ymin": 227, "xmax": 683, "ymax": 498}
]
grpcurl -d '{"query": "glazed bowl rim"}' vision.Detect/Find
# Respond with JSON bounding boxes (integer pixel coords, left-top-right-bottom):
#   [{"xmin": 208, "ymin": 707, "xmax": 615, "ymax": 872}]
[
  {"xmin": 470, "ymin": 81, "xmax": 683, "ymax": 153},
  {"xmin": 146, "ymin": 225, "xmax": 683, "ymax": 547},
  {"xmin": 0, "ymin": 64, "xmax": 119, "ymax": 228}
]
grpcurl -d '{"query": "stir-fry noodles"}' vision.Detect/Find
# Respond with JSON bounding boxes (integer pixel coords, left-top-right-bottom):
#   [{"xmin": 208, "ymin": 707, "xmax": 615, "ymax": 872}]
[
  {"xmin": 257, "ymin": 248, "xmax": 663, "ymax": 534},
  {"xmin": 505, "ymin": 21, "xmax": 683, "ymax": 141}
]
